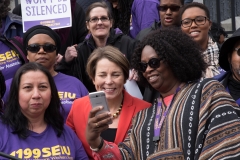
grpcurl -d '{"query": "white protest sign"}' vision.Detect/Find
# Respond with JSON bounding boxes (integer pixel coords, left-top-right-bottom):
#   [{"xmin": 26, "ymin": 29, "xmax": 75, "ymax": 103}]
[{"xmin": 21, "ymin": 0, "xmax": 72, "ymax": 32}]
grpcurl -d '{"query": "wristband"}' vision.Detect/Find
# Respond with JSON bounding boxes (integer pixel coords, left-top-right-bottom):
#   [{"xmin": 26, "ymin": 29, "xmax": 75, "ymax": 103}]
[{"xmin": 90, "ymin": 137, "xmax": 104, "ymax": 152}]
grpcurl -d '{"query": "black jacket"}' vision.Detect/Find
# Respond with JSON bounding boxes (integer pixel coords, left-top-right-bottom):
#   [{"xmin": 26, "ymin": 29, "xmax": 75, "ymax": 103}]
[
  {"xmin": 59, "ymin": 3, "xmax": 88, "ymax": 55},
  {"xmin": 57, "ymin": 28, "xmax": 138, "ymax": 92},
  {"xmin": 136, "ymin": 20, "xmax": 160, "ymax": 41}
]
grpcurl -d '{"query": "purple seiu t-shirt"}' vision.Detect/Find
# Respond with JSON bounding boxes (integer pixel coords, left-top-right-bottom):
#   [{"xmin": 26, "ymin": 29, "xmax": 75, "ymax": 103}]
[
  {"xmin": 53, "ymin": 73, "xmax": 89, "ymax": 121},
  {"xmin": 3, "ymin": 73, "xmax": 88, "ymax": 121},
  {"xmin": 0, "ymin": 123, "xmax": 88, "ymax": 160},
  {"xmin": 0, "ymin": 41, "xmax": 22, "ymax": 80}
]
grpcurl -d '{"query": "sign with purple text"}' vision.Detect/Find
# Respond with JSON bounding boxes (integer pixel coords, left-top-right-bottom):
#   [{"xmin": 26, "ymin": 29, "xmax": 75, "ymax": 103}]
[{"xmin": 21, "ymin": 0, "xmax": 72, "ymax": 32}]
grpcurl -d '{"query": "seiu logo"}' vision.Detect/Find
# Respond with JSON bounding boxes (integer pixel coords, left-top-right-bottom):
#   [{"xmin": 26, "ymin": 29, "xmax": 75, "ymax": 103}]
[{"xmin": 58, "ymin": 92, "xmax": 76, "ymax": 99}]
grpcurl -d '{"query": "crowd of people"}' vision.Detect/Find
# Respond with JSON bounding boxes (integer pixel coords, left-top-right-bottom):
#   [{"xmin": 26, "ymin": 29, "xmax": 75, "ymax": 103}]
[{"xmin": 1, "ymin": 0, "xmax": 240, "ymax": 159}]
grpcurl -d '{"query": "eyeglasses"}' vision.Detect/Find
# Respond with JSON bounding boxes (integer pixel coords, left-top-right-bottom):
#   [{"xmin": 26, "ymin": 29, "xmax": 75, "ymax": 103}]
[
  {"xmin": 139, "ymin": 58, "xmax": 162, "ymax": 72},
  {"xmin": 157, "ymin": 5, "xmax": 182, "ymax": 12},
  {"xmin": 26, "ymin": 43, "xmax": 57, "ymax": 53},
  {"xmin": 181, "ymin": 16, "xmax": 209, "ymax": 28},
  {"xmin": 234, "ymin": 48, "xmax": 240, "ymax": 56},
  {"xmin": 88, "ymin": 16, "xmax": 110, "ymax": 23}
]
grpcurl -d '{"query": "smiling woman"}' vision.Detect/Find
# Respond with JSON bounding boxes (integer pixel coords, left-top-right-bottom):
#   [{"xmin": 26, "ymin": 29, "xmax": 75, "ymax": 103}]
[
  {"xmin": 57, "ymin": 1, "xmax": 138, "ymax": 93},
  {"xmin": 86, "ymin": 28, "xmax": 240, "ymax": 160},
  {"xmin": 66, "ymin": 46, "xmax": 151, "ymax": 159},
  {"xmin": 180, "ymin": 2, "xmax": 221, "ymax": 78}
]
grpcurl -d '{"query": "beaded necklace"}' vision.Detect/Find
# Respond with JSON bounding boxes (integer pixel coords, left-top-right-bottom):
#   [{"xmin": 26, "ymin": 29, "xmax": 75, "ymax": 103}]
[{"xmin": 112, "ymin": 95, "xmax": 124, "ymax": 118}]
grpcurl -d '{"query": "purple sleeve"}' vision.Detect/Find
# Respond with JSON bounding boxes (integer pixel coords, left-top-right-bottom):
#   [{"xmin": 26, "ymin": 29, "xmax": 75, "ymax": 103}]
[
  {"xmin": 136, "ymin": 1, "xmax": 160, "ymax": 29},
  {"xmin": 79, "ymin": 81, "xmax": 89, "ymax": 96},
  {"xmin": 73, "ymin": 132, "xmax": 89, "ymax": 160},
  {"xmin": 131, "ymin": 0, "xmax": 160, "ymax": 38},
  {"xmin": 2, "ymin": 79, "xmax": 12, "ymax": 105},
  {"xmin": 65, "ymin": 125, "xmax": 89, "ymax": 160}
]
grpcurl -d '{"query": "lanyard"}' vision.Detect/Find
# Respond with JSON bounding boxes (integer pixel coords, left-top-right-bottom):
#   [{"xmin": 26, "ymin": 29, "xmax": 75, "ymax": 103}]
[{"xmin": 153, "ymin": 86, "xmax": 181, "ymax": 152}]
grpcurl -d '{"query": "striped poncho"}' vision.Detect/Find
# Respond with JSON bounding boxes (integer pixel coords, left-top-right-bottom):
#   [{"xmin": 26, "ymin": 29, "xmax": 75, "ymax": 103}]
[{"xmin": 93, "ymin": 79, "xmax": 240, "ymax": 160}]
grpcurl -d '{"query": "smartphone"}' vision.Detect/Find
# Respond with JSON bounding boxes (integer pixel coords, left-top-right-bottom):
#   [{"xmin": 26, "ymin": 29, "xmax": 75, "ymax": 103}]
[
  {"xmin": 89, "ymin": 91, "xmax": 112, "ymax": 124},
  {"xmin": 89, "ymin": 91, "xmax": 110, "ymax": 115}
]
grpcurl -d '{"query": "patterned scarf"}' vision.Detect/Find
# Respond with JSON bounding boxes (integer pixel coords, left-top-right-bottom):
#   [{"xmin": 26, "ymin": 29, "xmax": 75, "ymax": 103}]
[{"xmin": 203, "ymin": 37, "xmax": 220, "ymax": 78}]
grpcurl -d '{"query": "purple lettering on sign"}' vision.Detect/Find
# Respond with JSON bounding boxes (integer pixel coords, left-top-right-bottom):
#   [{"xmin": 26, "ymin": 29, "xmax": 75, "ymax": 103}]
[
  {"xmin": 26, "ymin": 0, "xmax": 47, "ymax": 4},
  {"xmin": 24, "ymin": 4, "xmax": 67, "ymax": 16},
  {"xmin": 24, "ymin": 17, "xmax": 71, "ymax": 31}
]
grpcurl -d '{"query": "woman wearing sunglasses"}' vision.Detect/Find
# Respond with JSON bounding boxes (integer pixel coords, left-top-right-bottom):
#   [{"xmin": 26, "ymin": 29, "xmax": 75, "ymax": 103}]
[
  {"xmin": 85, "ymin": 28, "xmax": 240, "ymax": 159},
  {"xmin": 215, "ymin": 28, "xmax": 240, "ymax": 106},
  {"xmin": 3, "ymin": 25, "xmax": 88, "ymax": 122},
  {"xmin": 57, "ymin": 1, "xmax": 137, "ymax": 92},
  {"xmin": 180, "ymin": 2, "xmax": 221, "ymax": 78}
]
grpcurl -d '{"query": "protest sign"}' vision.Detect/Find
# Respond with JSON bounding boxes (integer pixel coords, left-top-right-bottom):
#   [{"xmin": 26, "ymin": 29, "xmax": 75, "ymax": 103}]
[{"xmin": 21, "ymin": 0, "xmax": 72, "ymax": 32}]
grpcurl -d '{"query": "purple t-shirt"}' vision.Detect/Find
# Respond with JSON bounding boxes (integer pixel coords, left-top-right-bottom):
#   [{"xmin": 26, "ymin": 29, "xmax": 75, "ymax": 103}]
[
  {"xmin": 3, "ymin": 72, "xmax": 88, "ymax": 121},
  {"xmin": 53, "ymin": 73, "xmax": 88, "ymax": 120},
  {"xmin": 130, "ymin": 0, "xmax": 160, "ymax": 38},
  {"xmin": 0, "ymin": 40, "xmax": 22, "ymax": 80},
  {"xmin": 0, "ymin": 123, "xmax": 88, "ymax": 159}
]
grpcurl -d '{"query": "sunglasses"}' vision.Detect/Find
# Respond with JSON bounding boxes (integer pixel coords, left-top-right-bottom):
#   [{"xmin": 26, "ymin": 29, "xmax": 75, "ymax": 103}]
[
  {"xmin": 235, "ymin": 48, "xmax": 240, "ymax": 56},
  {"xmin": 157, "ymin": 5, "xmax": 182, "ymax": 12},
  {"xmin": 139, "ymin": 58, "xmax": 162, "ymax": 72},
  {"xmin": 26, "ymin": 43, "xmax": 57, "ymax": 53}
]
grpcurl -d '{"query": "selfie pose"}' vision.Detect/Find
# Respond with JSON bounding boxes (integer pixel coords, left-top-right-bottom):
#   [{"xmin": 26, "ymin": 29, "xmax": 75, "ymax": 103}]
[
  {"xmin": 86, "ymin": 28, "xmax": 240, "ymax": 159},
  {"xmin": 66, "ymin": 46, "xmax": 150, "ymax": 159}
]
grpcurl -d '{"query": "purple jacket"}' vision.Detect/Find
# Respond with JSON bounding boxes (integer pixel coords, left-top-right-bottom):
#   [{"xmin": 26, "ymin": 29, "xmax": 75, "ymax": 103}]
[{"xmin": 130, "ymin": 0, "xmax": 160, "ymax": 38}]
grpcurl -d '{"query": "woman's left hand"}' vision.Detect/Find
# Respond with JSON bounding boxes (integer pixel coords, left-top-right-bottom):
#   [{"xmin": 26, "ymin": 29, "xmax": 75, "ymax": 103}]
[{"xmin": 86, "ymin": 106, "xmax": 112, "ymax": 148}]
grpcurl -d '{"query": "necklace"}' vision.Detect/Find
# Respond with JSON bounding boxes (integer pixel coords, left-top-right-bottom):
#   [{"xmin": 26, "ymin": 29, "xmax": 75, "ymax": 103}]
[{"xmin": 112, "ymin": 95, "xmax": 124, "ymax": 119}]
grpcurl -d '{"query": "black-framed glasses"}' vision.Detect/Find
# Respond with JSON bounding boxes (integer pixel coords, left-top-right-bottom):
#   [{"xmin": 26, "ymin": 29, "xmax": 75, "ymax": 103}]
[
  {"xmin": 88, "ymin": 16, "xmax": 110, "ymax": 23},
  {"xmin": 139, "ymin": 58, "xmax": 162, "ymax": 72},
  {"xmin": 26, "ymin": 43, "xmax": 57, "ymax": 53},
  {"xmin": 181, "ymin": 16, "xmax": 209, "ymax": 28},
  {"xmin": 157, "ymin": 5, "xmax": 182, "ymax": 12},
  {"xmin": 234, "ymin": 48, "xmax": 240, "ymax": 56}
]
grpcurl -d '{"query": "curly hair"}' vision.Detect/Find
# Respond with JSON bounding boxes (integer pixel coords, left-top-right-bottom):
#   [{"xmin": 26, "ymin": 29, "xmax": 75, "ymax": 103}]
[
  {"xmin": 110, "ymin": 0, "xmax": 133, "ymax": 35},
  {"xmin": 131, "ymin": 27, "xmax": 207, "ymax": 88},
  {"xmin": 0, "ymin": 0, "xmax": 11, "ymax": 28}
]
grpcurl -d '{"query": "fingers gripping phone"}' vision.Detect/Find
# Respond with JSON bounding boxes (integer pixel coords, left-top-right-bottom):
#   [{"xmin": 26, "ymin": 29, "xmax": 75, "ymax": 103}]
[{"xmin": 89, "ymin": 91, "xmax": 112, "ymax": 124}]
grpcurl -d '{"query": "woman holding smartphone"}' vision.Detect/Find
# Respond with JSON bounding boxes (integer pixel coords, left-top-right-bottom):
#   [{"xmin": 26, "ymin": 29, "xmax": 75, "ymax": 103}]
[{"xmin": 66, "ymin": 46, "xmax": 151, "ymax": 159}]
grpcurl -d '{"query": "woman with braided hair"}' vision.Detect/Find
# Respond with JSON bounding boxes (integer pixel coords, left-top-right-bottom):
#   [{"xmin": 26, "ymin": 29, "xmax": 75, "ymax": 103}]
[{"xmin": 108, "ymin": 0, "xmax": 133, "ymax": 35}]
